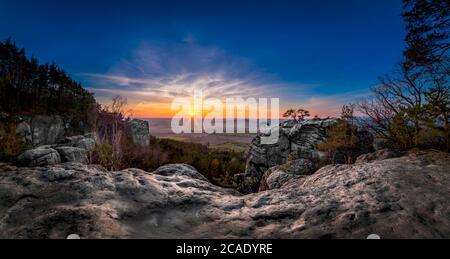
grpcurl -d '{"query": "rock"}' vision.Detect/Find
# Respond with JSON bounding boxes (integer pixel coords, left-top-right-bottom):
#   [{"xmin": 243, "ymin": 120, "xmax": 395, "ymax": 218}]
[
  {"xmin": 0, "ymin": 163, "xmax": 17, "ymax": 171},
  {"xmin": 16, "ymin": 131, "xmax": 95, "ymax": 166},
  {"xmin": 83, "ymin": 132, "xmax": 97, "ymax": 140},
  {"xmin": 62, "ymin": 135, "xmax": 86, "ymax": 145},
  {"xmin": 55, "ymin": 147, "xmax": 88, "ymax": 163},
  {"xmin": 259, "ymin": 158, "xmax": 315, "ymax": 191},
  {"xmin": 281, "ymin": 120, "xmax": 297, "ymax": 128},
  {"xmin": 41, "ymin": 167, "xmax": 76, "ymax": 182},
  {"xmin": 17, "ymin": 147, "xmax": 61, "ymax": 167},
  {"xmin": 241, "ymin": 119, "xmax": 339, "ymax": 193},
  {"xmin": 15, "ymin": 121, "xmax": 32, "ymax": 144},
  {"xmin": 0, "ymin": 151, "xmax": 449, "ymax": 239},
  {"xmin": 59, "ymin": 134, "xmax": 96, "ymax": 153},
  {"xmin": 259, "ymin": 170, "xmax": 294, "ymax": 191},
  {"xmin": 67, "ymin": 234, "xmax": 81, "ymax": 239},
  {"xmin": 241, "ymin": 119, "xmax": 375, "ymax": 193},
  {"xmin": 288, "ymin": 122, "xmax": 329, "ymax": 160},
  {"xmin": 30, "ymin": 115, "xmax": 65, "ymax": 147},
  {"xmin": 130, "ymin": 119, "xmax": 150, "ymax": 147},
  {"xmin": 62, "ymin": 134, "xmax": 95, "ymax": 147},
  {"xmin": 356, "ymin": 149, "xmax": 406, "ymax": 164},
  {"xmin": 154, "ymin": 164, "xmax": 208, "ymax": 181},
  {"xmin": 74, "ymin": 138, "xmax": 96, "ymax": 152}
]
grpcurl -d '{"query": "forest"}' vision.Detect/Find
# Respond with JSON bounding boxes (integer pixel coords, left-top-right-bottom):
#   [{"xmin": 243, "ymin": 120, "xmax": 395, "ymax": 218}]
[{"xmin": 0, "ymin": 39, "xmax": 98, "ymax": 132}]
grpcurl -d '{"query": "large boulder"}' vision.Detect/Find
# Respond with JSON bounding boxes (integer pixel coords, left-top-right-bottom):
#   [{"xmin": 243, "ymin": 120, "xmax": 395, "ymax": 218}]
[
  {"xmin": 17, "ymin": 146, "xmax": 61, "ymax": 167},
  {"xmin": 130, "ymin": 119, "xmax": 150, "ymax": 147},
  {"xmin": 30, "ymin": 115, "xmax": 65, "ymax": 147},
  {"xmin": 0, "ymin": 150, "xmax": 449, "ymax": 239}
]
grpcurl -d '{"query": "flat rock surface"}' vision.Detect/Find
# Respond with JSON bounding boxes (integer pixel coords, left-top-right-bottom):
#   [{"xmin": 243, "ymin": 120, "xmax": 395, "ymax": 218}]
[{"xmin": 0, "ymin": 150, "xmax": 449, "ymax": 239}]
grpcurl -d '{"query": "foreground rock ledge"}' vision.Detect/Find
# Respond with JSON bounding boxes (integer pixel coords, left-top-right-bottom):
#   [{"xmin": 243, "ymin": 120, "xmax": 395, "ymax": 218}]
[{"xmin": 0, "ymin": 150, "xmax": 449, "ymax": 239}]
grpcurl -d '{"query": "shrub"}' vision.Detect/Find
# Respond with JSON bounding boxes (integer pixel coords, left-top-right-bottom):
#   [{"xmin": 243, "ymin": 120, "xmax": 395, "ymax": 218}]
[{"xmin": 0, "ymin": 121, "xmax": 31, "ymax": 162}]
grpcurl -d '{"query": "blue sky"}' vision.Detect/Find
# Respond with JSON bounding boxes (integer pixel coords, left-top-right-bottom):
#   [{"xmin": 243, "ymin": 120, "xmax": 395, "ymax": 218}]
[{"xmin": 0, "ymin": 0, "xmax": 406, "ymax": 117}]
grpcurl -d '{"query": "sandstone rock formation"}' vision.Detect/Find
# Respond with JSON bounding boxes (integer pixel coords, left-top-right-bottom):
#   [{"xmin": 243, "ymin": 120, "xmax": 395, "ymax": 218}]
[
  {"xmin": 2, "ymin": 113, "xmax": 144, "ymax": 155},
  {"xmin": 17, "ymin": 146, "xmax": 61, "ymax": 167},
  {"xmin": 241, "ymin": 119, "xmax": 373, "ymax": 193},
  {"xmin": 30, "ymin": 115, "xmax": 65, "ymax": 147},
  {"xmin": 1, "ymin": 150, "xmax": 449, "ymax": 239},
  {"xmin": 1, "ymin": 114, "xmax": 93, "ymax": 148},
  {"xmin": 16, "ymin": 134, "xmax": 95, "ymax": 167},
  {"xmin": 130, "ymin": 119, "xmax": 150, "ymax": 147}
]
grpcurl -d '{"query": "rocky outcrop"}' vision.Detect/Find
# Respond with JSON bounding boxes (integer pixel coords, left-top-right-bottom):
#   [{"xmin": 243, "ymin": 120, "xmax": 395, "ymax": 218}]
[
  {"xmin": 130, "ymin": 119, "xmax": 150, "ymax": 147},
  {"xmin": 1, "ymin": 150, "xmax": 449, "ymax": 239},
  {"xmin": 241, "ymin": 119, "xmax": 373, "ymax": 193},
  {"xmin": 30, "ymin": 115, "xmax": 65, "ymax": 147},
  {"xmin": 1, "ymin": 114, "xmax": 91, "ymax": 148},
  {"xmin": 17, "ymin": 146, "xmax": 61, "ymax": 167},
  {"xmin": 16, "ymin": 134, "xmax": 95, "ymax": 167}
]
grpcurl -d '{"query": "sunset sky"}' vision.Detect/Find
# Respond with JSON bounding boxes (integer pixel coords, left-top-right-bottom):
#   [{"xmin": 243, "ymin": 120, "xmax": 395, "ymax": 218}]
[{"xmin": 0, "ymin": 0, "xmax": 406, "ymax": 118}]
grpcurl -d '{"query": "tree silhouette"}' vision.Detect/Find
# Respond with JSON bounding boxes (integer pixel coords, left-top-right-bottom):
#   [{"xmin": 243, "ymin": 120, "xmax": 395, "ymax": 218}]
[
  {"xmin": 402, "ymin": 0, "xmax": 450, "ymax": 75},
  {"xmin": 0, "ymin": 39, "xmax": 98, "ymax": 132},
  {"xmin": 283, "ymin": 108, "xmax": 310, "ymax": 122}
]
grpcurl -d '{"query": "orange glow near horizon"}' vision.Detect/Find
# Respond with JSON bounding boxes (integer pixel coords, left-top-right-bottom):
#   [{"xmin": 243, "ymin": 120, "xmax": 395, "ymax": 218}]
[
  {"xmin": 126, "ymin": 103, "xmax": 341, "ymax": 119},
  {"xmin": 109, "ymin": 95, "xmax": 343, "ymax": 119}
]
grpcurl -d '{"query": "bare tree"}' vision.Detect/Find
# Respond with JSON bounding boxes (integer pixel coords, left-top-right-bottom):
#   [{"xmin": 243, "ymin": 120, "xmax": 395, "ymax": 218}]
[
  {"xmin": 95, "ymin": 95, "xmax": 128, "ymax": 170},
  {"xmin": 357, "ymin": 0, "xmax": 449, "ymax": 151},
  {"xmin": 358, "ymin": 67, "xmax": 423, "ymax": 144},
  {"xmin": 358, "ymin": 65, "xmax": 449, "ymax": 150}
]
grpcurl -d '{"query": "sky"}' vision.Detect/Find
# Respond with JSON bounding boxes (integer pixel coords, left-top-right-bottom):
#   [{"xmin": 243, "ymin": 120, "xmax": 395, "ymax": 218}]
[{"xmin": 0, "ymin": 0, "xmax": 406, "ymax": 118}]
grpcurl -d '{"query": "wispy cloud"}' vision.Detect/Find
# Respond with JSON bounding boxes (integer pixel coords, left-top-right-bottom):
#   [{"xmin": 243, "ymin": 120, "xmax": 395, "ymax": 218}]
[
  {"xmin": 85, "ymin": 73, "xmax": 274, "ymax": 101},
  {"xmin": 82, "ymin": 39, "xmax": 364, "ymax": 118},
  {"xmin": 83, "ymin": 40, "xmax": 291, "ymax": 115}
]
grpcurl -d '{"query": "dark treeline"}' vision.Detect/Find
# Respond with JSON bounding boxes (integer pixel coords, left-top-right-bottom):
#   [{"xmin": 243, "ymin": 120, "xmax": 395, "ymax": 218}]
[{"xmin": 0, "ymin": 39, "xmax": 98, "ymax": 132}]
